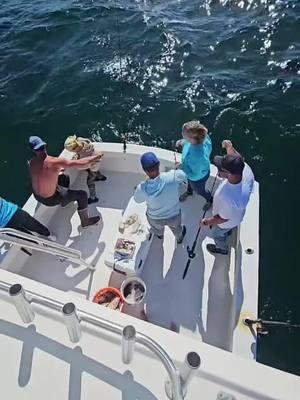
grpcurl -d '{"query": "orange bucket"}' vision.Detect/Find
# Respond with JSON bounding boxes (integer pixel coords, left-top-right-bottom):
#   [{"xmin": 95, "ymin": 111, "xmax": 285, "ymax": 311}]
[{"xmin": 93, "ymin": 287, "xmax": 124, "ymax": 310}]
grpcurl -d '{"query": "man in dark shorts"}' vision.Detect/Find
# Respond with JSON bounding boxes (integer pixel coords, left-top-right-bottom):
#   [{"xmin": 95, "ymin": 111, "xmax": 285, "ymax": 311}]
[{"xmin": 28, "ymin": 136, "xmax": 101, "ymax": 228}]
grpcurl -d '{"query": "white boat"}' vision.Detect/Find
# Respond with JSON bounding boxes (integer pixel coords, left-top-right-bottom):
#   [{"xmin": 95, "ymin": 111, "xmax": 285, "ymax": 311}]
[{"xmin": 0, "ymin": 142, "xmax": 298, "ymax": 399}]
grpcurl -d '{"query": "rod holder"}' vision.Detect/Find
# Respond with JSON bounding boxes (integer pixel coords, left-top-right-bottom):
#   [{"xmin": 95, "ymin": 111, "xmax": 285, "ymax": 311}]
[
  {"xmin": 9, "ymin": 284, "xmax": 35, "ymax": 324},
  {"xmin": 122, "ymin": 325, "xmax": 136, "ymax": 364},
  {"xmin": 62, "ymin": 302, "xmax": 81, "ymax": 343},
  {"xmin": 165, "ymin": 351, "xmax": 201, "ymax": 399},
  {"xmin": 181, "ymin": 352, "xmax": 201, "ymax": 395}
]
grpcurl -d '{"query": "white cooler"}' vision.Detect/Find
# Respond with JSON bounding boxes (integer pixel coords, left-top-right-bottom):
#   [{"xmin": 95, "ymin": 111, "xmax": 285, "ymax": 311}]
[{"xmin": 104, "ymin": 196, "xmax": 153, "ymax": 277}]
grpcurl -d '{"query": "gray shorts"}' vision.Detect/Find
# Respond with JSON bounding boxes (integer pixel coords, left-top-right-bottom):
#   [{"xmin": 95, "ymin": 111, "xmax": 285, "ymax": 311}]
[{"xmin": 146, "ymin": 212, "xmax": 183, "ymax": 240}]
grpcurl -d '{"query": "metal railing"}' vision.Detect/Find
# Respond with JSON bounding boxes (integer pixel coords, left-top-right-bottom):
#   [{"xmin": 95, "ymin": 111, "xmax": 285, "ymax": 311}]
[
  {"xmin": 0, "ymin": 228, "xmax": 94, "ymax": 271},
  {"xmin": 0, "ymin": 280, "xmax": 201, "ymax": 400}
]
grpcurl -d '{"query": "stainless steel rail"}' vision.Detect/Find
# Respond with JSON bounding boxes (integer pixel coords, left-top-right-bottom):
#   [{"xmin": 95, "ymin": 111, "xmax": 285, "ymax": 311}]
[
  {"xmin": 0, "ymin": 280, "xmax": 188, "ymax": 400},
  {"xmin": 0, "ymin": 228, "xmax": 94, "ymax": 271}
]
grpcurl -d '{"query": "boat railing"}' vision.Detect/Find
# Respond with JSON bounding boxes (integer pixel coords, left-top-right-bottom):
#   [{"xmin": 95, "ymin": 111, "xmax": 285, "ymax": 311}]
[
  {"xmin": 0, "ymin": 228, "xmax": 94, "ymax": 271},
  {"xmin": 0, "ymin": 280, "xmax": 201, "ymax": 400}
]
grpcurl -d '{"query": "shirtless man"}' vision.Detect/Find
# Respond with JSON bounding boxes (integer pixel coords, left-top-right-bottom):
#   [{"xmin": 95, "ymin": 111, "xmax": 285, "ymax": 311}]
[{"xmin": 29, "ymin": 136, "xmax": 101, "ymax": 228}]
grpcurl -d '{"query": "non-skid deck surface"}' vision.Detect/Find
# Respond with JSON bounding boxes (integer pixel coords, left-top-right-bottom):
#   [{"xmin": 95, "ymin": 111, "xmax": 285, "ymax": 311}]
[{"xmin": 19, "ymin": 171, "xmax": 235, "ymax": 350}]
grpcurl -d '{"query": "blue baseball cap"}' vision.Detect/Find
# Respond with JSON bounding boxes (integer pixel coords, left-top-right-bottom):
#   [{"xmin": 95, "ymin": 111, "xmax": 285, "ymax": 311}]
[
  {"xmin": 140, "ymin": 152, "xmax": 160, "ymax": 170},
  {"xmin": 29, "ymin": 136, "xmax": 46, "ymax": 150}
]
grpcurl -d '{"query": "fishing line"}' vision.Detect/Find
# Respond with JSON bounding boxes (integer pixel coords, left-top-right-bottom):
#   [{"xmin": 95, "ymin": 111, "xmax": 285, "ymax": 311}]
[{"xmin": 112, "ymin": 0, "xmax": 128, "ymax": 147}]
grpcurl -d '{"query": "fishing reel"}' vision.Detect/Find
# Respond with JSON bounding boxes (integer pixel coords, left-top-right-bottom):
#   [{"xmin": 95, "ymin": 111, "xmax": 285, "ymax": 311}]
[
  {"xmin": 243, "ymin": 318, "xmax": 269, "ymax": 335},
  {"xmin": 187, "ymin": 246, "xmax": 196, "ymax": 259},
  {"xmin": 245, "ymin": 318, "xmax": 269, "ymax": 335}
]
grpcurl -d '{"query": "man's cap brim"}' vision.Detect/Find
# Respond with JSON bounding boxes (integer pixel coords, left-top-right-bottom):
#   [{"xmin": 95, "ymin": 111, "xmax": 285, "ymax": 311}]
[
  {"xmin": 34, "ymin": 143, "xmax": 46, "ymax": 150},
  {"xmin": 213, "ymin": 155, "xmax": 224, "ymax": 169},
  {"xmin": 143, "ymin": 161, "xmax": 160, "ymax": 170}
]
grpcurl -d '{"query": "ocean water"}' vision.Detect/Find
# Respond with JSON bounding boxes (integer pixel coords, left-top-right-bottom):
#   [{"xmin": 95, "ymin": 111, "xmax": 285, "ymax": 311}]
[{"xmin": 0, "ymin": 0, "xmax": 299, "ymax": 375}]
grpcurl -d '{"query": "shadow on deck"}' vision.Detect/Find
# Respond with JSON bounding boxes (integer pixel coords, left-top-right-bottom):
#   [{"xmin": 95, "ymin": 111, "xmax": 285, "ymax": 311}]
[
  {"xmin": 142, "ymin": 194, "xmax": 244, "ymax": 351},
  {"xmin": 0, "ymin": 319, "xmax": 158, "ymax": 400}
]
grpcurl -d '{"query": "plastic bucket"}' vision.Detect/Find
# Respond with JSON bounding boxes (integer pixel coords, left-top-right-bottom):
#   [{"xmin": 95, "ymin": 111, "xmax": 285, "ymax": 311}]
[
  {"xmin": 93, "ymin": 287, "xmax": 124, "ymax": 310},
  {"xmin": 120, "ymin": 277, "xmax": 147, "ymax": 319}
]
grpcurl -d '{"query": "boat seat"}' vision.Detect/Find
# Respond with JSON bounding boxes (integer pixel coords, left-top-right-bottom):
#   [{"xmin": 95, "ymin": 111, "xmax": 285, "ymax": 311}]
[{"xmin": 104, "ymin": 196, "xmax": 153, "ymax": 276}]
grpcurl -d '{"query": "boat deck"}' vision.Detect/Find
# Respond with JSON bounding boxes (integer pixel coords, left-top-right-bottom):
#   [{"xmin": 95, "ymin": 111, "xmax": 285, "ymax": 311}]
[
  {"xmin": 7, "ymin": 169, "xmax": 237, "ymax": 351},
  {"xmin": 0, "ymin": 267, "xmax": 297, "ymax": 400}
]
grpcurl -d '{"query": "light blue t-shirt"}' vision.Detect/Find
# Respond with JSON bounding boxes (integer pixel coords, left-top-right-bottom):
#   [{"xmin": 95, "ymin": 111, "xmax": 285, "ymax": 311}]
[
  {"xmin": 134, "ymin": 170, "xmax": 187, "ymax": 220},
  {"xmin": 0, "ymin": 198, "xmax": 18, "ymax": 228},
  {"xmin": 181, "ymin": 135, "xmax": 212, "ymax": 181}
]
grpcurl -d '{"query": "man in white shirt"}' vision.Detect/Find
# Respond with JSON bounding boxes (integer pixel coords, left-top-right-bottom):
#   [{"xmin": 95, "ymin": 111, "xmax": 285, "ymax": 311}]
[{"xmin": 201, "ymin": 140, "xmax": 254, "ymax": 255}]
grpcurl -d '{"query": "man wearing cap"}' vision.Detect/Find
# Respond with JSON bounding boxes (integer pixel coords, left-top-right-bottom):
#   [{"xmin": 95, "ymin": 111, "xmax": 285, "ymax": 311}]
[
  {"xmin": 134, "ymin": 152, "xmax": 187, "ymax": 243},
  {"xmin": 201, "ymin": 140, "xmax": 254, "ymax": 255},
  {"xmin": 28, "ymin": 136, "xmax": 101, "ymax": 228}
]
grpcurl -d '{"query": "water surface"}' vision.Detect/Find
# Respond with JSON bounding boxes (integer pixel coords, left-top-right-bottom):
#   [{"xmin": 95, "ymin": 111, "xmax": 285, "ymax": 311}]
[{"xmin": 0, "ymin": 0, "xmax": 299, "ymax": 375}]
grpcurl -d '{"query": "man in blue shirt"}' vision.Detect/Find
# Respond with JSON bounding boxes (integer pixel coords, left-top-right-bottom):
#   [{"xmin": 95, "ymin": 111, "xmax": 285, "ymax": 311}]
[
  {"xmin": 0, "ymin": 197, "xmax": 55, "ymax": 240},
  {"xmin": 134, "ymin": 152, "xmax": 187, "ymax": 243}
]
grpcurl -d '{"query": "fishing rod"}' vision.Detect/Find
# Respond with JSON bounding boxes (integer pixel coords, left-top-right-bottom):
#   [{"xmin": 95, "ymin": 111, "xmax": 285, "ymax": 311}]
[
  {"xmin": 243, "ymin": 318, "xmax": 300, "ymax": 335},
  {"xmin": 182, "ymin": 173, "xmax": 218, "ymax": 279},
  {"xmin": 171, "ymin": 139, "xmax": 178, "ymax": 167}
]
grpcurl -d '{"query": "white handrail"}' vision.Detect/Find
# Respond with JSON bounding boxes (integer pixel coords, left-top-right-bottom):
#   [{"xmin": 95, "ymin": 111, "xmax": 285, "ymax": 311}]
[
  {"xmin": 0, "ymin": 280, "xmax": 184, "ymax": 400},
  {"xmin": 0, "ymin": 228, "xmax": 94, "ymax": 271}
]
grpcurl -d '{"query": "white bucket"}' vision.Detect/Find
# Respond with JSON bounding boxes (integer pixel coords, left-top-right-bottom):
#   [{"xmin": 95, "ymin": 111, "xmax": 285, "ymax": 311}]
[{"xmin": 120, "ymin": 277, "xmax": 147, "ymax": 320}]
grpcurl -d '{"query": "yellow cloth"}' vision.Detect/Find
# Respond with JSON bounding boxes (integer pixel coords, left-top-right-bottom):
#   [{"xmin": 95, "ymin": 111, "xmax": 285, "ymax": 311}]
[
  {"xmin": 64, "ymin": 135, "xmax": 101, "ymax": 171},
  {"xmin": 64, "ymin": 135, "xmax": 82, "ymax": 152}
]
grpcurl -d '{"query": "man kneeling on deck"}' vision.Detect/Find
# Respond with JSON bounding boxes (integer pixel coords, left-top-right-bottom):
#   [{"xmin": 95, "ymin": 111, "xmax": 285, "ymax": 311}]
[
  {"xmin": 64, "ymin": 135, "xmax": 107, "ymax": 204},
  {"xmin": 134, "ymin": 152, "xmax": 187, "ymax": 244},
  {"xmin": 201, "ymin": 140, "xmax": 254, "ymax": 255},
  {"xmin": 28, "ymin": 136, "xmax": 101, "ymax": 228}
]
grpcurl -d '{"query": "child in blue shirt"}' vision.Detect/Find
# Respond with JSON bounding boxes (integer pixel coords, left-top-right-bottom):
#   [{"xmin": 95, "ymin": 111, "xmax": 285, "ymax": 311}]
[{"xmin": 176, "ymin": 120, "xmax": 212, "ymax": 210}]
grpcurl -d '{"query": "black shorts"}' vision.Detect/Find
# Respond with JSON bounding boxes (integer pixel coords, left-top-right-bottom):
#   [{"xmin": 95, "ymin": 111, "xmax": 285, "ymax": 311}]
[
  {"xmin": 33, "ymin": 191, "xmax": 62, "ymax": 206},
  {"xmin": 34, "ymin": 189, "xmax": 88, "ymax": 210}
]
